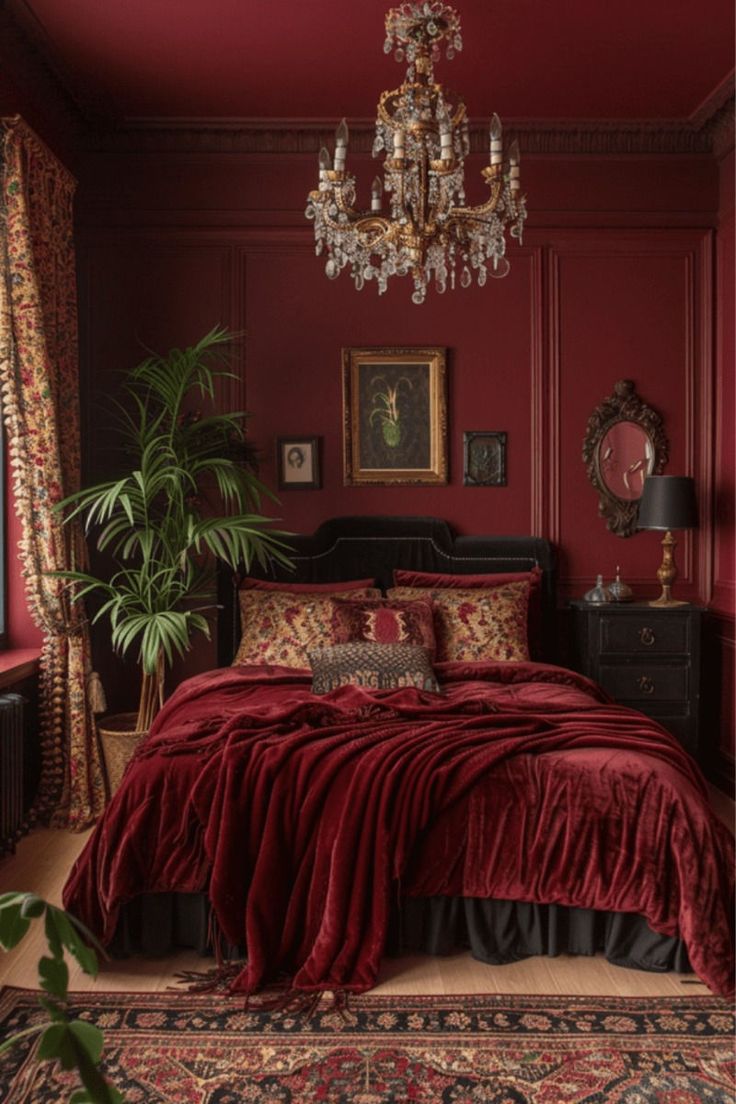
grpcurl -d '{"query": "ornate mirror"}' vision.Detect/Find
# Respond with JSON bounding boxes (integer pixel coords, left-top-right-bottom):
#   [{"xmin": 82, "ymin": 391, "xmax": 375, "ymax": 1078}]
[{"xmin": 583, "ymin": 379, "xmax": 669, "ymax": 537}]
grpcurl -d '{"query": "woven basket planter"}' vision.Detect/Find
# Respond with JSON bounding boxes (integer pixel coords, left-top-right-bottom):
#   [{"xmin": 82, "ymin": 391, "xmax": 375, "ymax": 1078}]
[{"xmin": 97, "ymin": 713, "xmax": 147, "ymax": 796}]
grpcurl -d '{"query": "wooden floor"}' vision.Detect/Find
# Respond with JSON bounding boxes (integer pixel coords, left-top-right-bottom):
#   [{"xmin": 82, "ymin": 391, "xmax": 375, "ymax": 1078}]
[{"xmin": 1, "ymin": 785, "xmax": 732, "ymax": 999}]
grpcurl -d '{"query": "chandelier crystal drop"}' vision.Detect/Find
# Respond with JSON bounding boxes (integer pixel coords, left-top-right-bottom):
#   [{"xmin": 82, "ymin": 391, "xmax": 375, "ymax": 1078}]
[{"xmin": 305, "ymin": 2, "xmax": 527, "ymax": 304}]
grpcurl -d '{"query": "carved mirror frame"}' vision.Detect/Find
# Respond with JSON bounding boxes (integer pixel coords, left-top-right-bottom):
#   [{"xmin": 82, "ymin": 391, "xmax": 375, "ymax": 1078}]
[{"xmin": 582, "ymin": 379, "xmax": 669, "ymax": 537}]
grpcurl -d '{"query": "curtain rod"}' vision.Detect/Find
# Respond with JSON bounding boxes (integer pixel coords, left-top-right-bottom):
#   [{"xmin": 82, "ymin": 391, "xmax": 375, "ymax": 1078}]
[{"xmin": 1, "ymin": 114, "xmax": 77, "ymax": 188}]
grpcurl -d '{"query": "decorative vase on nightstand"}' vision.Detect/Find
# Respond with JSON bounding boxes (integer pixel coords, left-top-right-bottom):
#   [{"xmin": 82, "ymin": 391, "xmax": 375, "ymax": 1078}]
[{"xmin": 582, "ymin": 575, "xmax": 610, "ymax": 603}]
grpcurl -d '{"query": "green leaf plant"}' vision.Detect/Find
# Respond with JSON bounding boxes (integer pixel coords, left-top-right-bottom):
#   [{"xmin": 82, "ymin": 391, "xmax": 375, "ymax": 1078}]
[
  {"xmin": 53, "ymin": 326, "xmax": 292, "ymax": 732},
  {"xmin": 0, "ymin": 892, "xmax": 124, "ymax": 1103}
]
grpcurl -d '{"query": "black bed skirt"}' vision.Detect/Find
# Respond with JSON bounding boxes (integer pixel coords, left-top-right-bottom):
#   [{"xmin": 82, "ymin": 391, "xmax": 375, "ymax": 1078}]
[{"xmin": 111, "ymin": 893, "xmax": 692, "ymax": 977}]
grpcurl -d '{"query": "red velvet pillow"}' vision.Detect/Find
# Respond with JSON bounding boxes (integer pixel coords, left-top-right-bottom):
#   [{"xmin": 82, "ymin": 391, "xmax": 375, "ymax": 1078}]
[
  {"xmin": 240, "ymin": 576, "xmax": 376, "ymax": 593},
  {"xmin": 331, "ymin": 597, "xmax": 436, "ymax": 658},
  {"xmin": 392, "ymin": 566, "xmax": 542, "ymax": 590},
  {"xmin": 392, "ymin": 566, "xmax": 543, "ymax": 656}
]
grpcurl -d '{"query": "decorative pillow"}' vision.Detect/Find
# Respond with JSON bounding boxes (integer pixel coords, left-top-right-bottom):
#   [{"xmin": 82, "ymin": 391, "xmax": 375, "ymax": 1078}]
[
  {"xmin": 392, "ymin": 566, "xmax": 542, "ymax": 591},
  {"xmin": 309, "ymin": 642, "xmax": 439, "ymax": 695},
  {"xmin": 392, "ymin": 566, "xmax": 543, "ymax": 657},
  {"xmin": 240, "ymin": 576, "xmax": 376, "ymax": 593},
  {"xmin": 330, "ymin": 597, "xmax": 436, "ymax": 658},
  {"xmin": 234, "ymin": 586, "xmax": 380, "ymax": 669},
  {"xmin": 387, "ymin": 582, "xmax": 531, "ymax": 663}
]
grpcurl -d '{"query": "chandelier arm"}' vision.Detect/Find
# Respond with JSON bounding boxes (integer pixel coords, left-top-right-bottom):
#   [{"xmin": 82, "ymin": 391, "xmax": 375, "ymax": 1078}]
[
  {"xmin": 317, "ymin": 200, "xmax": 394, "ymax": 243},
  {"xmin": 448, "ymin": 178, "xmax": 504, "ymax": 220}
]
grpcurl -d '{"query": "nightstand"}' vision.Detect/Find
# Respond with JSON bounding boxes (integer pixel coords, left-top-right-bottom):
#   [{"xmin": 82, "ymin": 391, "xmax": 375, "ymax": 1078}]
[{"xmin": 569, "ymin": 601, "xmax": 703, "ymax": 757}]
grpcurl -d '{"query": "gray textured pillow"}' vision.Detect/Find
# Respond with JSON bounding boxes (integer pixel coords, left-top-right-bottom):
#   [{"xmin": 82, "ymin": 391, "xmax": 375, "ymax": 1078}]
[{"xmin": 308, "ymin": 642, "xmax": 440, "ymax": 695}]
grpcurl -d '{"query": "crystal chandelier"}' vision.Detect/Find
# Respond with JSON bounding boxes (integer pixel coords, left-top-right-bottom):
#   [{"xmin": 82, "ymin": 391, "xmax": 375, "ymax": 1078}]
[{"xmin": 305, "ymin": 2, "xmax": 526, "ymax": 304}]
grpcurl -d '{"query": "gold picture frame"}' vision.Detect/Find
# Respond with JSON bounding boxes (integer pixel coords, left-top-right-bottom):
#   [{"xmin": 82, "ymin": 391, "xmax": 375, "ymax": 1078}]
[{"xmin": 342, "ymin": 347, "xmax": 448, "ymax": 485}]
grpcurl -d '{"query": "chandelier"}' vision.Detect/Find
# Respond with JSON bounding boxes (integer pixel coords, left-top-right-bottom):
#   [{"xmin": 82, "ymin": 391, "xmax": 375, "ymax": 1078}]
[{"xmin": 305, "ymin": 2, "xmax": 526, "ymax": 304}]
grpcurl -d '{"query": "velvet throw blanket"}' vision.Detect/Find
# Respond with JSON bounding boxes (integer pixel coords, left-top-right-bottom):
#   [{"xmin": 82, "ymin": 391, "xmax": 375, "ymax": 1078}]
[{"xmin": 63, "ymin": 662, "xmax": 735, "ymax": 998}]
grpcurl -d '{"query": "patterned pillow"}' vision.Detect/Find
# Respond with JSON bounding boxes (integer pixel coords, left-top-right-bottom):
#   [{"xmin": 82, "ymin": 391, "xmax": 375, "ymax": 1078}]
[
  {"xmin": 392, "ymin": 566, "xmax": 543, "ymax": 657},
  {"xmin": 234, "ymin": 587, "xmax": 380, "ymax": 669},
  {"xmin": 387, "ymin": 582, "xmax": 531, "ymax": 663},
  {"xmin": 331, "ymin": 597, "xmax": 436, "ymax": 658},
  {"xmin": 309, "ymin": 643, "xmax": 439, "ymax": 694}
]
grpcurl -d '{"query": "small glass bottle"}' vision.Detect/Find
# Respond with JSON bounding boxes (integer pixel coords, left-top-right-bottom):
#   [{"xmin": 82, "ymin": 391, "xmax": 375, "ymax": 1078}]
[
  {"xmin": 608, "ymin": 565, "xmax": 634, "ymax": 603},
  {"xmin": 583, "ymin": 574, "xmax": 610, "ymax": 604}
]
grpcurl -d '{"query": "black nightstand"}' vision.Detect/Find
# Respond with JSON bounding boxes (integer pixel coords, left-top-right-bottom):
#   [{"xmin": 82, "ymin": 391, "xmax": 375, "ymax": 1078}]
[{"xmin": 569, "ymin": 601, "xmax": 703, "ymax": 758}]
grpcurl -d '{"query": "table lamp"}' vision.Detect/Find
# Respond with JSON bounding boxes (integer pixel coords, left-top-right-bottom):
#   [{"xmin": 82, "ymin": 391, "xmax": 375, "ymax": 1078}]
[{"xmin": 637, "ymin": 475, "xmax": 697, "ymax": 607}]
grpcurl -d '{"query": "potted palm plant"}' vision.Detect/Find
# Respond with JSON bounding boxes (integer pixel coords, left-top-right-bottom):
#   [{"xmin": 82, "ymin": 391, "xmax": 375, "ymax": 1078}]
[{"xmin": 57, "ymin": 327, "xmax": 290, "ymax": 785}]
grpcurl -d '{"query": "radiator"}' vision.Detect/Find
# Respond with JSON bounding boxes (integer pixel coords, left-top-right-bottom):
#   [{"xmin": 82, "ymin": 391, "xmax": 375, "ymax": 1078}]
[{"xmin": 0, "ymin": 693, "xmax": 25, "ymax": 853}]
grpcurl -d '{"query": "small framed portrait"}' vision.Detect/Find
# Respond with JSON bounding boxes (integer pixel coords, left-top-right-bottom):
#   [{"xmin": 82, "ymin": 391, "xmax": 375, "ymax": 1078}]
[
  {"xmin": 342, "ymin": 346, "xmax": 447, "ymax": 485},
  {"xmin": 463, "ymin": 431, "xmax": 507, "ymax": 486},
  {"xmin": 277, "ymin": 436, "xmax": 321, "ymax": 490}
]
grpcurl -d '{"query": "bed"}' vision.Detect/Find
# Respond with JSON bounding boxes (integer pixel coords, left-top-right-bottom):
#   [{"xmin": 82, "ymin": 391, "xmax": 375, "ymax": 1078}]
[{"xmin": 62, "ymin": 516, "xmax": 735, "ymax": 998}]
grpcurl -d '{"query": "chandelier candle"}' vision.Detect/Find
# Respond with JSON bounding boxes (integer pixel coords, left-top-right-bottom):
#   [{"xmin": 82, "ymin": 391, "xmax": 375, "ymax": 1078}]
[
  {"xmin": 305, "ymin": 2, "xmax": 527, "ymax": 303},
  {"xmin": 490, "ymin": 113, "xmax": 503, "ymax": 165},
  {"xmin": 334, "ymin": 119, "xmax": 349, "ymax": 172}
]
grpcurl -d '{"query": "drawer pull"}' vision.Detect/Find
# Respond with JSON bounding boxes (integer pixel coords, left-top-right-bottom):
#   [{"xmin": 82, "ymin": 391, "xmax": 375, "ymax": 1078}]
[
  {"xmin": 639, "ymin": 627, "xmax": 656, "ymax": 647},
  {"xmin": 637, "ymin": 675, "xmax": 655, "ymax": 695}
]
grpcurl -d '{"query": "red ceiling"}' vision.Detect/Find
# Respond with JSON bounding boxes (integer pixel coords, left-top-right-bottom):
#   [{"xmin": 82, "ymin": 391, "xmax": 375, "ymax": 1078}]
[{"xmin": 9, "ymin": 0, "xmax": 735, "ymax": 122}]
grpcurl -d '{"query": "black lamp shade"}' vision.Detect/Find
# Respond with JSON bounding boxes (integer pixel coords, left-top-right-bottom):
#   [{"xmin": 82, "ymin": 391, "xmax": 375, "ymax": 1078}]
[{"xmin": 637, "ymin": 476, "xmax": 698, "ymax": 531}]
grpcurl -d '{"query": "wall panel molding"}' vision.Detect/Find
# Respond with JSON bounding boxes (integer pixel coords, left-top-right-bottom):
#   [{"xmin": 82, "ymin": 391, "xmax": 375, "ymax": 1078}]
[
  {"xmin": 90, "ymin": 110, "xmax": 733, "ymax": 157},
  {"xmin": 529, "ymin": 247, "xmax": 545, "ymax": 537},
  {"xmin": 545, "ymin": 231, "xmax": 713, "ymax": 600}
]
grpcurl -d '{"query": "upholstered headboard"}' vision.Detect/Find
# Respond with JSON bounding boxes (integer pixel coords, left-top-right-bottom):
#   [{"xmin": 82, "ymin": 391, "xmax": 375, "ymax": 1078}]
[{"xmin": 218, "ymin": 515, "xmax": 557, "ymax": 665}]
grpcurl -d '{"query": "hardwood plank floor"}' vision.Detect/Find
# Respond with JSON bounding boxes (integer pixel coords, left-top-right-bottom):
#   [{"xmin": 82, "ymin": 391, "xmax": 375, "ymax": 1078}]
[{"xmin": 3, "ymin": 794, "xmax": 730, "ymax": 999}]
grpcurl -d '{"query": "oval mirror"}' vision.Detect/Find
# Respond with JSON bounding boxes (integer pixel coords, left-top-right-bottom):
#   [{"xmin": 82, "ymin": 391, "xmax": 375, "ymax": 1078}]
[
  {"xmin": 583, "ymin": 380, "xmax": 669, "ymax": 537},
  {"xmin": 597, "ymin": 421, "xmax": 654, "ymax": 502}
]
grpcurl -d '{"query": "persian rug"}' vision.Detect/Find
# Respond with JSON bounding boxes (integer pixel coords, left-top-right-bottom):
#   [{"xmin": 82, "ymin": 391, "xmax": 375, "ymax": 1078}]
[{"xmin": 0, "ymin": 987, "xmax": 734, "ymax": 1103}]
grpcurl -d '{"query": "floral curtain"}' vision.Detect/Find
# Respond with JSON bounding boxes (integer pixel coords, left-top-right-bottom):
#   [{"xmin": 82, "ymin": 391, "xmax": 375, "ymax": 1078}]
[{"xmin": 0, "ymin": 117, "xmax": 106, "ymax": 828}]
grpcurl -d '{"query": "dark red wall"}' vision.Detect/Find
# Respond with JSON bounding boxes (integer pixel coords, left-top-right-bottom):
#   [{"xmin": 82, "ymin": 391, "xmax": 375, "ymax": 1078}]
[
  {"xmin": 76, "ymin": 148, "xmax": 718, "ymax": 611},
  {"xmin": 710, "ymin": 147, "xmax": 735, "ymax": 781},
  {"xmin": 73, "ymin": 141, "xmax": 734, "ymax": 784},
  {"xmin": 715, "ymin": 148, "xmax": 735, "ymax": 614},
  {"xmin": 0, "ymin": 98, "xmax": 730, "ymax": 775}
]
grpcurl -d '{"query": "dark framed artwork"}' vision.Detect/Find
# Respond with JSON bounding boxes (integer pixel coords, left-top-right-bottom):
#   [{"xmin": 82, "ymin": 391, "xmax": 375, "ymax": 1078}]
[
  {"xmin": 276, "ymin": 436, "xmax": 321, "ymax": 490},
  {"xmin": 463, "ymin": 431, "xmax": 507, "ymax": 486},
  {"xmin": 342, "ymin": 347, "xmax": 447, "ymax": 485}
]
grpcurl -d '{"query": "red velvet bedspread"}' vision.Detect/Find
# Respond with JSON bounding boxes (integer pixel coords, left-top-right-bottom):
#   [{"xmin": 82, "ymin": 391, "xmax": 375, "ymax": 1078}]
[{"xmin": 63, "ymin": 662, "xmax": 735, "ymax": 997}]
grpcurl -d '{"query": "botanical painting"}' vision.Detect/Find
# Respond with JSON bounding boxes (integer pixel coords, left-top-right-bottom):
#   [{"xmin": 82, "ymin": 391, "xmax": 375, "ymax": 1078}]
[{"xmin": 342, "ymin": 348, "xmax": 447, "ymax": 485}]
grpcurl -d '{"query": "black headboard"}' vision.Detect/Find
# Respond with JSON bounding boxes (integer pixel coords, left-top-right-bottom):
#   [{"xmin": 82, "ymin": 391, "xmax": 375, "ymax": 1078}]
[{"xmin": 217, "ymin": 516, "xmax": 557, "ymax": 665}]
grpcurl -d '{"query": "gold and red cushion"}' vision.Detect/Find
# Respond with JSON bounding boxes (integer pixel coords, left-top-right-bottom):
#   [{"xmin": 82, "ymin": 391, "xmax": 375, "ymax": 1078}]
[
  {"xmin": 392, "ymin": 566, "xmax": 543, "ymax": 656},
  {"xmin": 387, "ymin": 581, "xmax": 531, "ymax": 663},
  {"xmin": 234, "ymin": 585, "xmax": 380, "ymax": 669},
  {"xmin": 330, "ymin": 597, "xmax": 436, "ymax": 658}
]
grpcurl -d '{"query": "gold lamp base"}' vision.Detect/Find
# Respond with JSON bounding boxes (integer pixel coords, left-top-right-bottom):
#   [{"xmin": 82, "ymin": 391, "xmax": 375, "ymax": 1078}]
[{"xmin": 648, "ymin": 531, "xmax": 688, "ymax": 607}]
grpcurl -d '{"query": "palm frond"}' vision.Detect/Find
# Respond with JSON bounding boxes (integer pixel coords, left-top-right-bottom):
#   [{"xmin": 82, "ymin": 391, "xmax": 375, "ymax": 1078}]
[{"xmin": 51, "ymin": 326, "xmax": 292, "ymax": 696}]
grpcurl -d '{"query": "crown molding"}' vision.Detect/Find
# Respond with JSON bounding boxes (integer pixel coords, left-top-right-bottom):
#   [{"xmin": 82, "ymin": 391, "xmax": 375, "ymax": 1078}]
[
  {"xmin": 701, "ymin": 97, "xmax": 735, "ymax": 160},
  {"xmin": 688, "ymin": 71, "xmax": 734, "ymax": 129},
  {"xmin": 689, "ymin": 71, "xmax": 735, "ymax": 160},
  {"xmin": 0, "ymin": 6, "xmax": 88, "ymax": 160},
  {"xmin": 83, "ymin": 106, "xmax": 733, "ymax": 157}
]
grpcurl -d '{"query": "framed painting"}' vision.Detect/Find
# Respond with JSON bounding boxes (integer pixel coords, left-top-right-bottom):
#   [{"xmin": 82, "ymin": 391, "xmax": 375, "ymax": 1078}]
[
  {"xmin": 463, "ymin": 431, "xmax": 507, "ymax": 486},
  {"xmin": 277, "ymin": 436, "xmax": 321, "ymax": 490},
  {"xmin": 342, "ymin": 347, "xmax": 447, "ymax": 485}
]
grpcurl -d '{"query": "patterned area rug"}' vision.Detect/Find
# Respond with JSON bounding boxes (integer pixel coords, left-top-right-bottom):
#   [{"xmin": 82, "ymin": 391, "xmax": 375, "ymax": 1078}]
[{"xmin": 0, "ymin": 988, "xmax": 734, "ymax": 1103}]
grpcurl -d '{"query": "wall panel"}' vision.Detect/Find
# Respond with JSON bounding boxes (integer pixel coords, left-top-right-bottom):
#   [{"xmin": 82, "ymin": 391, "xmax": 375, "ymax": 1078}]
[
  {"xmin": 79, "ymin": 240, "xmax": 241, "ymax": 479},
  {"xmin": 549, "ymin": 233, "xmax": 711, "ymax": 601}
]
